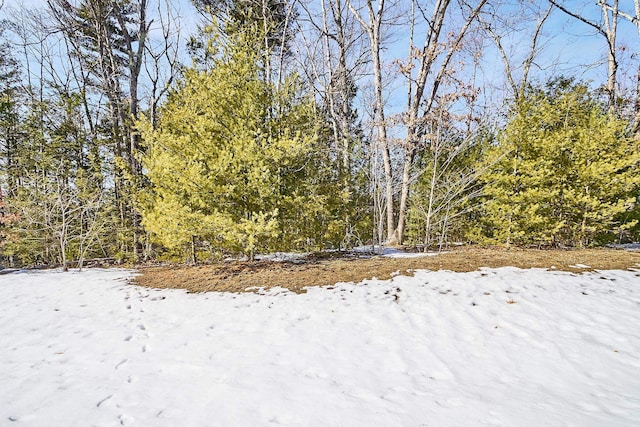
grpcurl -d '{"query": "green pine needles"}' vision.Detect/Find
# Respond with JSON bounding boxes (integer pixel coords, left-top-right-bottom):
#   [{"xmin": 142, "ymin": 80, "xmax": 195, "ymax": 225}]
[
  {"xmin": 476, "ymin": 79, "xmax": 640, "ymax": 247},
  {"xmin": 137, "ymin": 25, "xmax": 352, "ymax": 259}
]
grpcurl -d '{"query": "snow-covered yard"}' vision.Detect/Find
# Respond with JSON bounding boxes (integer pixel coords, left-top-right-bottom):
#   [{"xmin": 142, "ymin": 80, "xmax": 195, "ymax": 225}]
[{"xmin": 1, "ymin": 267, "xmax": 639, "ymax": 426}]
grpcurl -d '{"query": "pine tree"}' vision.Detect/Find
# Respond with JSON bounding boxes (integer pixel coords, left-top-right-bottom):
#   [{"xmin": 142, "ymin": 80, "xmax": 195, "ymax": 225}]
[
  {"xmin": 478, "ymin": 79, "xmax": 640, "ymax": 247},
  {"xmin": 48, "ymin": 0, "xmax": 153, "ymax": 260},
  {"xmin": 191, "ymin": 0, "xmax": 296, "ymax": 55},
  {"xmin": 138, "ymin": 24, "xmax": 342, "ymax": 259},
  {"xmin": 0, "ymin": 34, "xmax": 22, "ymax": 198},
  {"xmin": 2, "ymin": 92, "xmax": 108, "ymax": 268}
]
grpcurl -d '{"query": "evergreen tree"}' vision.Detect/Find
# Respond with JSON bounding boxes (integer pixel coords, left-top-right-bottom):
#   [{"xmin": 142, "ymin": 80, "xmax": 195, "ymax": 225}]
[
  {"xmin": 191, "ymin": 0, "xmax": 296, "ymax": 54},
  {"xmin": 139, "ymin": 24, "xmax": 346, "ymax": 259},
  {"xmin": 0, "ymin": 32, "xmax": 22, "ymax": 198},
  {"xmin": 0, "ymin": 33, "xmax": 25, "ymax": 264},
  {"xmin": 477, "ymin": 79, "xmax": 640, "ymax": 247},
  {"xmin": 48, "ymin": 0, "xmax": 153, "ymax": 260},
  {"xmin": 2, "ymin": 92, "xmax": 108, "ymax": 268}
]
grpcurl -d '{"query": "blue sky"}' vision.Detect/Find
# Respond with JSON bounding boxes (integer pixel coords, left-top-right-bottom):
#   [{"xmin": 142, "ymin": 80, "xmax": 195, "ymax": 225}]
[
  {"xmin": 1, "ymin": 0, "xmax": 637, "ymax": 113},
  {"xmin": 3, "ymin": 0, "xmax": 636, "ymax": 81}
]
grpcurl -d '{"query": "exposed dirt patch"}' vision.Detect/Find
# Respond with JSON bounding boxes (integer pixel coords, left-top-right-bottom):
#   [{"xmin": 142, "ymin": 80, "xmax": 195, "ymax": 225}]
[{"xmin": 132, "ymin": 247, "xmax": 640, "ymax": 294}]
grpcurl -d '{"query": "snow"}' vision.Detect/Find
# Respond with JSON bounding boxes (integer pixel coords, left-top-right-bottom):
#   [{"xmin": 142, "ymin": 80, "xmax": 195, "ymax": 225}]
[
  {"xmin": 353, "ymin": 245, "xmax": 442, "ymax": 258},
  {"xmin": 254, "ymin": 252, "xmax": 310, "ymax": 262},
  {"xmin": 381, "ymin": 250, "xmax": 442, "ymax": 258},
  {"xmin": 609, "ymin": 243, "xmax": 640, "ymax": 251},
  {"xmin": 569, "ymin": 263, "xmax": 592, "ymax": 269},
  {"xmin": 1, "ymin": 267, "xmax": 640, "ymax": 426}
]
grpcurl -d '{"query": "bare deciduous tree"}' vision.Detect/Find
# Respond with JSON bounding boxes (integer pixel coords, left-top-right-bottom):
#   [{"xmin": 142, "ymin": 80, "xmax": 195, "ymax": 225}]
[
  {"xmin": 394, "ymin": 0, "xmax": 487, "ymax": 245},
  {"xmin": 144, "ymin": 0, "xmax": 182, "ymax": 128},
  {"xmin": 46, "ymin": 0, "xmax": 181, "ymax": 260},
  {"xmin": 8, "ymin": 162, "xmax": 107, "ymax": 271},
  {"xmin": 479, "ymin": 2, "xmax": 553, "ymax": 98},
  {"xmin": 549, "ymin": 0, "xmax": 620, "ymax": 112},
  {"xmin": 602, "ymin": 0, "xmax": 640, "ymax": 137},
  {"xmin": 347, "ymin": 0, "xmax": 395, "ymax": 244}
]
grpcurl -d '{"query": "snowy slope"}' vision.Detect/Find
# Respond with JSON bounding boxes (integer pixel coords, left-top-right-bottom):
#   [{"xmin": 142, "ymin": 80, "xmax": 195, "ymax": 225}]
[{"xmin": 1, "ymin": 267, "xmax": 639, "ymax": 426}]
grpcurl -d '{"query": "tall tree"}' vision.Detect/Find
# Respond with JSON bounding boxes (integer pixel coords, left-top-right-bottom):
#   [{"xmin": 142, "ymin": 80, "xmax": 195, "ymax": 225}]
[
  {"xmin": 347, "ymin": 0, "xmax": 394, "ymax": 245},
  {"xmin": 47, "ymin": 0, "xmax": 153, "ymax": 259},
  {"xmin": 192, "ymin": 0, "xmax": 298, "ymax": 85},
  {"xmin": 139, "ymin": 23, "xmax": 346, "ymax": 259},
  {"xmin": 478, "ymin": 2, "xmax": 553, "ymax": 99},
  {"xmin": 297, "ymin": 0, "xmax": 370, "ymax": 247},
  {"xmin": 394, "ymin": 0, "xmax": 487, "ymax": 246},
  {"xmin": 548, "ymin": 0, "xmax": 620, "ymax": 112},
  {"xmin": 602, "ymin": 0, "xmax": 640, "ymax": 138},
  {"xmin": 0, "ymin": 29, "xmax": 22, "ymax": 198},
  {"xmin": 2, "ymin": 89, "xmax": 108, "ymax": 268},
  {"xmin": 300, "ymin": 0, "xmax": 364, "ymax": 172}
]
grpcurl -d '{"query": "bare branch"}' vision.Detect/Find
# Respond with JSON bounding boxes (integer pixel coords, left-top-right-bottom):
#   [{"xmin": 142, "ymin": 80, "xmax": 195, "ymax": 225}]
[
  {"xmin": 521, "ymin": 4, "xmax": 553, "ymax": 92},
  {"xmin": 548, "ymin": 0, "xmax": 605, "ymax": 36},
  {"xmin": 478, "ymin": 15, "xmax": 517, "ymax": 95}
]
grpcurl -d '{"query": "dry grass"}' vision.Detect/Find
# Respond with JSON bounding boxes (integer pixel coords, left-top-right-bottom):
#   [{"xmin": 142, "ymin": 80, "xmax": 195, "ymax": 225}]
[{"xmin": 132, "ymin": 247, "xmax": 640, "ymax": 294}]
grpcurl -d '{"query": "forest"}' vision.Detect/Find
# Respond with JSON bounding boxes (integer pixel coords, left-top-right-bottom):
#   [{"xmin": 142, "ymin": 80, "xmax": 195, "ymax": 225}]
[{"xmin": 0, "ymin": 0, "xmax": 639, "ymax": 267}]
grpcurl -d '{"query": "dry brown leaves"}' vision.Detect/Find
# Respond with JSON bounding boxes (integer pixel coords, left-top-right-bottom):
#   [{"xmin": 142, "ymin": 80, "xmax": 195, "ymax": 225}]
[{"xmin": 131, "ymin": 247, "xmax": 640, "ymax": 294}]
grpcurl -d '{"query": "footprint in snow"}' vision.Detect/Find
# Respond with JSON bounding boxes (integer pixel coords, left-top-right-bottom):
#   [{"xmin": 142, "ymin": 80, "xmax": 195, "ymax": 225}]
[
  {"xmin": 118, "ymin": 414, "xmax": 134, "ymax": 425},
  {"xmin": 97, "ymin": 394, "xmax": 113, "ymax": 408},
  {"xmin": 115, "ymin": 359, "xmax": 128, "ymax": 370}
]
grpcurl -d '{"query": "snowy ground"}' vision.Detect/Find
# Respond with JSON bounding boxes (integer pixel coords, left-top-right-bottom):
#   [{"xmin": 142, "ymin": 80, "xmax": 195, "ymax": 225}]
[{"xmin": 1, "ymin": 267, "xmax": 639, "ymax": 426}]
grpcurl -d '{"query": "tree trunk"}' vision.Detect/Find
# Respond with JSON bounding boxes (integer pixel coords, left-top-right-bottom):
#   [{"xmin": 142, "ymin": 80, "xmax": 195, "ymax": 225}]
[
  {"xmin": 348, "ymin": 0, "xmax": 395, "ymax": 245},
  {"xmin": 634, "ymin": 65, "xmax": 640, "ymax": 139},
  {"xmin": 602, "ymin": 0, "xmax": 618, "ymax": 112},
  {"xmin": 191, "ymin": 235, "xmax": 198, "ymax": 265},
  {"xmin": 550, "ymin": 0, "xmax": 619, "ymax": 112},
  {"xmin": 394, "ymin": 0, "xmax": 486, "ymax": 245}
]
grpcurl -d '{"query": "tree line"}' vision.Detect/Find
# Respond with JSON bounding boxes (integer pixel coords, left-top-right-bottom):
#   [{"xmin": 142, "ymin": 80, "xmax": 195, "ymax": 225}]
[{"xmin": 0, "ymin": 0, "xmax": 639, "ymax": 267}]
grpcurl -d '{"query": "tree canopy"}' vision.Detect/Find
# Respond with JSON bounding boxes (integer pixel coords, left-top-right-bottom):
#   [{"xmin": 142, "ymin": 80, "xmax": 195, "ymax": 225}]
[
  {"xmin": 138, "ymin": 24, "xmax": 357, "ymax": 258},
  {"xmin": 477, "ymin": 79, "xmax": 640, "ymax": 247}
]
